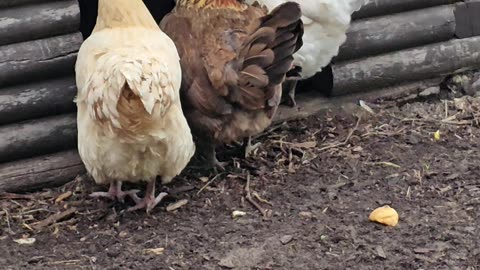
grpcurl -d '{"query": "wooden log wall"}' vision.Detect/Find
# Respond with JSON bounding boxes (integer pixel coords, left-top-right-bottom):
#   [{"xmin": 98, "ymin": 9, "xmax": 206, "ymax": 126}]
[
  {"xmin": 1, "ymin": 0, "xmax": 480, "ymax": 192},
  {"xmin": 0, "ymin": 0, "xmax": 83, "ymax": 192},
  {"xmin": 327, "ymin": 0, "xmax": 480, "ymax": 96}
]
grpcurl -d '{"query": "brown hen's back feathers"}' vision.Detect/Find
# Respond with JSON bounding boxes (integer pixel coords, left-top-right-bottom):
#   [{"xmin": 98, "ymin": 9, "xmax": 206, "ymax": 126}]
[{"xmin": 161, "ymin": 1, "xmax": 303, "ymax": 143}]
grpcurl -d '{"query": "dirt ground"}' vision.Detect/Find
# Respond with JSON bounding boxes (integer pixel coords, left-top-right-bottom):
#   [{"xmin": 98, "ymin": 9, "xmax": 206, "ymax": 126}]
[{"xmin": 1, "ymin": 94, "xmax": 480, "ymax": 270}]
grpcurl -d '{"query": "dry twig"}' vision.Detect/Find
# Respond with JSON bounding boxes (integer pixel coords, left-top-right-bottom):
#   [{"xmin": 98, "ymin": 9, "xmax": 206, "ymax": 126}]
[
  {"xmin": 30, "ymin": 207, "xmax": 77, "ymax": 231},
  {"xmin": 317, "ymin": 117, "xmax": 361, "ymax": 152},
  {"xmin": 245, "ymin": 173, "xmax": 270, "ymax": 217},
  {"xmin": 196, "ymin": 173, "xmax": 224, "ymax": 195}
]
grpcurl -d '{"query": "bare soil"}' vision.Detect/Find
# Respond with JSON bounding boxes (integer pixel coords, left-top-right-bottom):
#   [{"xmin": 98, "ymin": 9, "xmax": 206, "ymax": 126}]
[{"xmin": 1, "ymin": 96, "xmax": 479, "ymax": 270}]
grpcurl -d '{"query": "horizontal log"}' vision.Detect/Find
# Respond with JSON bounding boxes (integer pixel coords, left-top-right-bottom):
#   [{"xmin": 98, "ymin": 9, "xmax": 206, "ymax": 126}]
[
  {"xmin": 353, "ymin": 0, "xmax": 462, "ymax": 19},
  {"xmin": 0, "ymin": 32, "xmax": 82, "ymax": 88},
  {"xmin": 274, "ymin": 78, "xmax": 443, "ymax": 124},
  {"xmin": 0, "ymin": 77, "xmax": 76, "ymax": 125},
  {"xmin": 0, "ymin": 0, "xmax": 80, "ymax": 46},
  {"xmin": 0, "ymin": 0, "xmax": 52, "ymax": 8},
  {"xmin": 331, "ymin": 37, "xmax": 480, "ymax": 96},
  {"xmin": 0, "ymin": 150, "xmax": 85, "ymax": 193},
  {"xmin": 337, "ymin": 5, "xmax": 456, "ymax": 61},
  {"xmin": 0, "ymin": 114, "xmax": 77, "ymax": 163}
]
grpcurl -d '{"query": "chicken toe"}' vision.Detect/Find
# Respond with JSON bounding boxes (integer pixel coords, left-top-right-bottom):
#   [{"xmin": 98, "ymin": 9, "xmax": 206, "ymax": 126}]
[
  {"xmin": 90, "ymin": 181, "xmax": 140, "ymax": 203},
  {"xmin": 127, "ymin": 181, "xmax": 168, "ymax": 213}
]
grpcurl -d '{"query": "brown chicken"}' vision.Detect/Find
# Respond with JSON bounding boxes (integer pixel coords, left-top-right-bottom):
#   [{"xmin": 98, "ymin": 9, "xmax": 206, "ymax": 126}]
[{"xmin": 160, "ymin": 0, "xmax": 303, "ymax": 170}]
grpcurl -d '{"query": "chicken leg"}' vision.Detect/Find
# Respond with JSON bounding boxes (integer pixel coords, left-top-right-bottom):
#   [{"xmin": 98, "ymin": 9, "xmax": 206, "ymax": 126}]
[
  {"xmin": 281, "ymin": 79, "xmax": 298, "ymax": 108},
  {"xmin": 281, "ymin": 65, "xmax": 302, "ymax": 107},
  {"xmin": 127, "ymin": 180, "xmax": 168, "ymax": 213},
  {"xmin": 90, "ymin": 181, "xmax": 139, "ymax": 203},
  {"xmin": 192, "ymin": 139, "xmax": 228, "ymax": 173}
]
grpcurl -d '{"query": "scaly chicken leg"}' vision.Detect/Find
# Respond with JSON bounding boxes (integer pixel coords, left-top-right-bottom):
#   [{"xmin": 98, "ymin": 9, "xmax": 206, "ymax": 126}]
[
  {"xmin": 282, "ymin": 79, "xmax": 298, "ymax": 108},
  {"xmin": 127, "ymin": 180, "xmax": 168, "ymax": 213},
  {"xmin": 191, "ymin": 136, "xmax": 228, "ymax": 172},
  {"xmin": 89, "ymin": 181, "xmax": 139, "ymax": 203},
  {"xmin": 281, "ymin": 65, "xmax": 303, "ymax": 107},
  {"xmin": 201, "ymin": 143, "xmax": 228, "ymax": 172}
]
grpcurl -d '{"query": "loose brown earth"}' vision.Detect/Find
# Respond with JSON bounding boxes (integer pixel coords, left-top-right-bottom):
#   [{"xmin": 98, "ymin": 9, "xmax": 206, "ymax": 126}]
[{"xmin": 1, "ymin": 95, "xmax": 479, "ymax": 270}]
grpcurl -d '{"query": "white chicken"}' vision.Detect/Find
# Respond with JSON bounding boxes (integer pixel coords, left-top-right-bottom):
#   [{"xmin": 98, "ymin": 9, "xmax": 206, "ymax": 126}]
[
  {"xmin": 245, "ymin": 0, "xmax": 369, "ymax": 106},
  {"xmin": 75, "ymin": 0, "xmax": 195, "ymax": 212}
]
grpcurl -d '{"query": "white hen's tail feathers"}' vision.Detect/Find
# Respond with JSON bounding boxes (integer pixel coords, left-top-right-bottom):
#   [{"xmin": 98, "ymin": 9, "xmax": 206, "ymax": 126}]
[
  {"xmin": 78, "ymin": 48, "xmax": 175, "ymax": 137},
  {"xmin": 245, "ymin": 0, "xmax": 369, "ymax": 79}
]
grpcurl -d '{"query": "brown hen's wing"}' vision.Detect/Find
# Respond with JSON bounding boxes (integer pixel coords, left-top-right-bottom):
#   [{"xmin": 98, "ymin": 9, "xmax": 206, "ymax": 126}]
[{"xmin": 204, "ymin": 2, "xmax": 304, "ymax": 114}]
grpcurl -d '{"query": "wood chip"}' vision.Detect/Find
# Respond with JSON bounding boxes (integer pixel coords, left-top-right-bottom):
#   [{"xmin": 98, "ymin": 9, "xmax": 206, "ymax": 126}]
[
  {"xmin": 280, "ymin": 235, "xmax": 294, "ymax": 245},
  {"xmin": 292, "ymin": 141, "xmax": 317, "ymax": 149},
  {"xmin": 144, "ymin": 248, "xmax": 165, "ymax": 255},
  {"xmin": 166, "ymin": 199, "xmax": 188, "ymax": 212},
  {"xmin": 218, "ymin": 257, "xmax": 235, "ymax": 269},
  {"xmin": 232, "ymin": 210, "xmax": 246, "ymax": 218},
  {"xmin": 13, "ymin": 238, "xmax": 36, "ymax": 245},
  {"xmin": 376, "ymin": 246, "xmax": 387, "ymax": 259},
  {"xmin": 55, "ymin": 191, "xmax": 72, "ymax": 204},
  {"xmin": 299, "ymin": 211, "xmax": 314, "ymax": 218}
]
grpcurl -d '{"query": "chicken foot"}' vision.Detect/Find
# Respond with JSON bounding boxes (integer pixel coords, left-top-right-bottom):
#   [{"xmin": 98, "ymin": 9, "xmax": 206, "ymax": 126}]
[
  {"xmin": 90, "ymin": 181, "xmax": 139, "ymax": 203},
  {"xmin": 127, "ymin": 180, "xmax": 168, "ymax": 213},
  {"xmin": 244, "ymin": 136, "xmax": 262, "ymax": 158},
  {"xmin": 192, "ymin": 141, "xmax": 228, "ymax": 173}
]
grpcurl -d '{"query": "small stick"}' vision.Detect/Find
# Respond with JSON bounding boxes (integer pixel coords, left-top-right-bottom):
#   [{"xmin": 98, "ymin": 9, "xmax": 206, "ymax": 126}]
[
  {"xmin": 196, "ymin": 173, "xmax": 223, "ymax": 195},
  {"xmin": 30, "ymin": 207, "xmax": 77, "ymax": 231},
  {"xmin": 317, "ymin": 117, "xmax": 361, "ymax": 152},
  {"xmin": 245, "ymin": 173, "xmax": 266, "ymax": 217},
  {"xmin": 0, "ymin": 193, "xmax": 35, "ymax": 200}
]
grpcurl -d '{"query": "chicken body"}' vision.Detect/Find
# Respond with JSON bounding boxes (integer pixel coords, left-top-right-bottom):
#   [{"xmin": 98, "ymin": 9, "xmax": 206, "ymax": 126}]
[
  {"xmin": 160, "ymin": 0, "xmax": 303, "ymax": 170},
  {"xmin": 75, "ymin": 0, "xmax": 195, "ymax": 212},
  {"xmin": 245, "ymin": 0, "xmax": 368, "ymax": 105}
]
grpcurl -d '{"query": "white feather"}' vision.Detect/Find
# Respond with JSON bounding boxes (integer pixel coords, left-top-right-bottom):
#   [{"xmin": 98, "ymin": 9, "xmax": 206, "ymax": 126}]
[{"xmin": 246, "ymin": 0, "xmax": 370, "ymax": 79}]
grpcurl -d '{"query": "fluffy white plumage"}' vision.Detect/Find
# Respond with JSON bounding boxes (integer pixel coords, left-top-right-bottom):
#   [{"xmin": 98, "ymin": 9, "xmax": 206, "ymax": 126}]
[
  {"xmin": 75, "ymin": 0, "xmax": 195, "ymax": 212},
  {"xmin": 245, "ymin": 0, "xmax": 369, "ymax": 79},
  {"xmin": 76, "ymin": 27, "xmax": 194, "ymax": 185}
]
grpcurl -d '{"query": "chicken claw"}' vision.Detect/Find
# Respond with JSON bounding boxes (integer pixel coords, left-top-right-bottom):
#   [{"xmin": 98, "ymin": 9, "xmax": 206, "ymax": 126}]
[
  {"xmin": 244, "ymin": 136, "xmax": 262, "ymax": 158},
  {"xmin": 127, "ymin": 181, "xmax": 168, "ymax": 213},
  {"xmin": 90, "ymin": 181, "xmax": 140, "ymax": 203}
]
